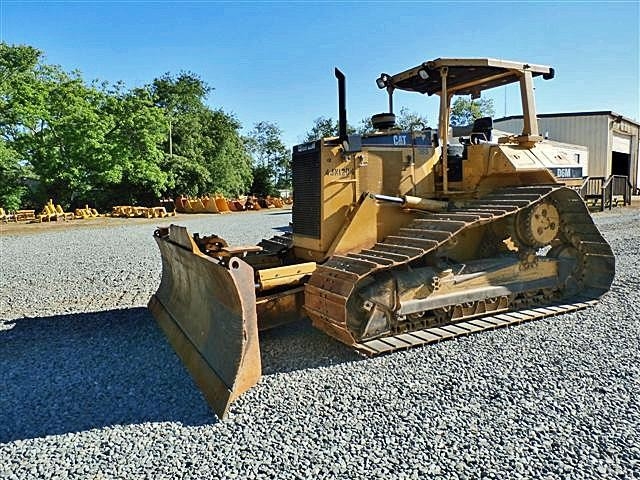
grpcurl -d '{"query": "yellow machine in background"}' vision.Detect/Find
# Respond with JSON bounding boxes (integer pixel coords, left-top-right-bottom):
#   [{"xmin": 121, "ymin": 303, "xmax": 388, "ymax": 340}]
[{"xmin": 149, "ymin": 58, "xmax": 615, "ymax": 418}]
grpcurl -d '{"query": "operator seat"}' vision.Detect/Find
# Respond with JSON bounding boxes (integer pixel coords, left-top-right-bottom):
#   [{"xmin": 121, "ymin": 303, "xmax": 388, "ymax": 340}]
[{"xmin": 470, "ymin": 117, "xmax": 493, "ymax": 144}]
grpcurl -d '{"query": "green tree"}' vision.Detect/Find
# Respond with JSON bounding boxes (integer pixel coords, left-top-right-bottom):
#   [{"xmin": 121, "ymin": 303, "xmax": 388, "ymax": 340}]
[
  {"xmin": 1, "ymin": 43, "xmax": 253, "ymax": 209},
  {"xmin": 98, "ymin": 85, "xmax": 170, "ymax": 206},
  {"xmin": 28, "ymin": 71, "xmax": 116, "ymax": 206},
  {"xmin": 21, "ymin": 71, "xmax": 169, "ymax": 209},
  {"xmin": 1, "ymin": 42, "xmax": 172, "ymax": 209},
  {"xmin": 0, "ymin": 46, "xmax": 115, "ymax": 207},
  {"xmin": 396, "ymin": 107, "xmax": 430, "ymax": 131},
  {"xmin": 356, "ymin": 116, "xmax": 375, "ymax": 135},
  {"xmin": 0, "ymin": 141, "xmax": 31, "ymax": 210},
  {"xmin": 151, "ymin": 73, "xmax": 252, "ymax": 198},
  {"xmin": 0, "ymin": 43, "xmax": 45, "ymax": 208},
  {"xmin": 357, "ymin": 107, "xmax": 429, "ymax": 134},
  {"xmin": 246, "ymin": 121, "xmax": 290, "ymax": 194},
  {"xmin": 303, "ymin": 116, "xmax": 338, "ymax": 142},
  {"xmin": 302, "ymin": 116, "xmax": 356, "ymax": 142},
  {"xmin": 450, "ymin": 97, "xmax": 495, "ymax": 126},
  {"xmin": 152, "ymin": 71, "xmax": 211, "ymax": 159},
  {"xmin": 161, "ymin": 107, "xmax": 252, "ymax": 197},
  {"xmin": 203, "ymin": 110, "xmax": 253, "ymax": 197},
  {"xmin": 250, "ymin": 165, "xmax": 279, "ymax": 197}
]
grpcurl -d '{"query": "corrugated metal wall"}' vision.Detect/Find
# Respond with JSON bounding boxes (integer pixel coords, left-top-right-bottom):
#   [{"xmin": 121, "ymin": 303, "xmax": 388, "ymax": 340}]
[
  {"xmin": 495, "ymin": 115, "xmax": 611, "ymax": 178},
  {"xmin": 495, "ymin": 114, "xmax": 640, "ymax": 190}
]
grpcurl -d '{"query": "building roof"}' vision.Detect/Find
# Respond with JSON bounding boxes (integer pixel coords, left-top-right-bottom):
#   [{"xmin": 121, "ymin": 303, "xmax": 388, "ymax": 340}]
[{"xmin": 495, "ymin": 111, "xmax": 639, "ymax": 127}]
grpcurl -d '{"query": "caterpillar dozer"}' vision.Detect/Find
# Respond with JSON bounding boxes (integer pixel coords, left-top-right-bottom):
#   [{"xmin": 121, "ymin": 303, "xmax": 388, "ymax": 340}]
[{"xmin": 149, "ymin": 58, "xmax": 615, "ymax": 419}]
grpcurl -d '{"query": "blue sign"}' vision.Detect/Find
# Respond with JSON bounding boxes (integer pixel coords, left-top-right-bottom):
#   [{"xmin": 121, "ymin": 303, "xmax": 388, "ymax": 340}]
[
  {"xmin": 550, "ymin": 167, "xmax": 582, "ymax": 179},
  {"xmin": 361, "ymin": 132, "xmax": 433, "ymax": 147}
]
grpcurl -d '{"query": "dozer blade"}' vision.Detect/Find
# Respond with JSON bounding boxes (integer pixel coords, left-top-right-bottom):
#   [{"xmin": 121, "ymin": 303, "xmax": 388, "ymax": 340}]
[{"xmin": 148, "ymin": 225, "xmax": 260, "ymax": 419}]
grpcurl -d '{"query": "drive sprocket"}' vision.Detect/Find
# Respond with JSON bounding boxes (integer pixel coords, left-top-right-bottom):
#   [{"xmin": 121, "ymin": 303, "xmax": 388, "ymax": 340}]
[{"xmin": 515, "ymin": 200, "xmax": 560, "ymax": 248}]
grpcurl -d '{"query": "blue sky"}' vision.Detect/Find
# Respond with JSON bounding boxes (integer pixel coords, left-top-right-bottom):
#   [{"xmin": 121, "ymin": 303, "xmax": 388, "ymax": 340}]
[{"xmin": 1, "ymin": 1, "xmax": 639, "ymax": 147}]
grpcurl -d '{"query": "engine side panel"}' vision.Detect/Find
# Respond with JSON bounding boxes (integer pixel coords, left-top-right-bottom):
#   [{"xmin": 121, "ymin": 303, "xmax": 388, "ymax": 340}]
[{"xmin": 292, "ymin": 133, "xmax": 439, "ymax": 261}]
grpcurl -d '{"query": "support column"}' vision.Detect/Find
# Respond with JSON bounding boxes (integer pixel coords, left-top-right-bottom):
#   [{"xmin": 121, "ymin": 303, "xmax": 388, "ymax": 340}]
[
  {"xmin": 519, "ymin": 69, "xmax": 539, "ymax": 137},
  {"xmin": 439, "ymin": 67, "xmax": 450, "ymax": 194}
]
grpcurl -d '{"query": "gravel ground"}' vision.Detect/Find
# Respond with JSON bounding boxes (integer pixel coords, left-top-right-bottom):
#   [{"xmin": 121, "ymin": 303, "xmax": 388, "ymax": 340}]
[{"xmin": 0, "ymin": 207, "xmax": 639, "ymax": 479}]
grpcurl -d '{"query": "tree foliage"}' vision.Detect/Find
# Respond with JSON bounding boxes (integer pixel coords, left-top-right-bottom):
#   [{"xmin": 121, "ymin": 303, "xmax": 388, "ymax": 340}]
[
  {"xmin": 303, "ymin": 116, "xmax": 338, "ymax": 142},
  {"xmin": 152, "ymin": 71, "xmax": 211, "ymax": 116},
  {"xmin": 99, "ymin": 85, "xmax": 170, "ymax": 205},
  {"xmin": 0, "ymin": 42, "xmax": 256, "ymax": 210},
  {"xmin": 27, "ymin": 71, "xmax": 117, "ymax": 206},
  {"xmin": 357, "ymin": 107, "xmax": 430, "ymax": 134},
  {"xmin": 450, "ymin": 97, "xmax": 495, "ymax": 126},
  {"xmin": 356, "ymin": 116, "xmax": 375, "ymax": 135},
  {"xmin": 302, "ymin": 116, "xmax": 356, "ymax": 142},
  {"xmin": 396, "ymin": 107, "xmax": 430, "ymax": 131},
  {"xmin": 246, "ymin": 121, "xmax": 290, "ymax": 196},
  {"xmin": 0, "ymin": 141, "xmax": 30, "ymax": 210},
  {"xmin": 0, "ymin": 43, "xmax": 175, "ymax": 209},
  {"xmin": 250, "ymin": 165, "xmax": 280, "ymax": 198},
  {"xmin": 0, "ymin": 43, "xmax": 41, "ymax": 209},
  {"xmin": 202, "ymin": 110, "xmax": 253, "ymax": 197},
  {"xmin": 150, "ymin": 73, "xmax": 252, "ymax": 198}
]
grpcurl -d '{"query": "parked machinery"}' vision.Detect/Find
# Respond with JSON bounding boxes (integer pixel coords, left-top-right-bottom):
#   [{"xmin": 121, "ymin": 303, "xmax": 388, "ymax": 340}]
[{"xmin": 149, "ymin": 58, "xmax": 614, "ymax": 418}]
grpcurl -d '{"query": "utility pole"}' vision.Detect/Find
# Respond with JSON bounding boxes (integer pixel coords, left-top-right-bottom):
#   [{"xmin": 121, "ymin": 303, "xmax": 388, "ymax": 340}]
[{"xmin": 169, "ymin": 118, "xmax": 173, "ymax": 159}]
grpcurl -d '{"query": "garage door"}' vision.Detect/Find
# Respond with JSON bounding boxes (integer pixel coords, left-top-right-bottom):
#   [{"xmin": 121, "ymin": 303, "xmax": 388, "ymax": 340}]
[{"xmin": 612, "ymin": 132, "xmax": 632, "ymax": 153}]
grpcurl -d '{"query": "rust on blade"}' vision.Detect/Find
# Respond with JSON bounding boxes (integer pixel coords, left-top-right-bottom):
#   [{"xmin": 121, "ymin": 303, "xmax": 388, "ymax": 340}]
[{"xmin": 148, "ymin": 225, "xmax": 261, "ymax": 419}]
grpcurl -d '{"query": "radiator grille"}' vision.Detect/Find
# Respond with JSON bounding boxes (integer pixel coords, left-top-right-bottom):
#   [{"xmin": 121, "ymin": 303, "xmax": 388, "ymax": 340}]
[{"xmin": 292, "ymin": 142, "xmax": 321, "ymax": 239}]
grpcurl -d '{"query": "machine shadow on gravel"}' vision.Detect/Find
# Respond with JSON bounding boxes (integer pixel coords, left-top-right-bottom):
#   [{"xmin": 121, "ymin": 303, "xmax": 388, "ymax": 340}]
[
  {"xmin": 258, "ymin": 320, "xmax": 363, "ymax": 376},
  {"xmin": 0, "ymin": 308, "xmax": 216, "ymax": 442},
  {"xmin": 0, "ymin": 307, "xmax": 361, "ymax": 442}
]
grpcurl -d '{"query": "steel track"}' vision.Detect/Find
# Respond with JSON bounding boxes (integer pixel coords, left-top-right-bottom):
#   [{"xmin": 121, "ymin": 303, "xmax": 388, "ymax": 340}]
[{"xmin": 304, "ymin": 185, "xmax": 615, "ymax": 353}]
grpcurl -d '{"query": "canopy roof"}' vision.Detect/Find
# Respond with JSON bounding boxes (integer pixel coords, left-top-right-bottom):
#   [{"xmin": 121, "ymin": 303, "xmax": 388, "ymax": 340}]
[{"xmin": 386, "ymin": 58, "xmax": 554, "ymax": 96}]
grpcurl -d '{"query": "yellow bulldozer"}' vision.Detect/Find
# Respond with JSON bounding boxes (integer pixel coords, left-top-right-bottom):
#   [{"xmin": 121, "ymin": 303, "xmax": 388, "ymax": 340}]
[{"xmin": 149, "ymin": 58, "xmax": 614, "ymax": 419}]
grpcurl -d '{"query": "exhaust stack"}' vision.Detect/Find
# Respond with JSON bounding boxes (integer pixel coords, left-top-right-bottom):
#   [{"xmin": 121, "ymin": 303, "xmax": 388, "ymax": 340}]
[
  {"xmin": 335, "ymin": 68, "xmax": 348, "ymax": 144},
  {"xmin": 334, "ymin": 68, "xmax": 361, "ymax": 153}
]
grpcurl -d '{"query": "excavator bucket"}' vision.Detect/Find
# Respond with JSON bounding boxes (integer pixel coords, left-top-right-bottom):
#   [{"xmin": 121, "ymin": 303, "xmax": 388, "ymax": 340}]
[
  {"xmin": 191, "ymin": 198, "xmax": 207, "ymax": 213},
  {"xmin": 148, "ymin": 225, "xmax": 261, "ymax": 419},
  {"xmin": 202, "ymin": 196, "xmax": 220, "ymax": 213},
  {"xmin": 215, "ymin": 196, "xmax": 231, "ymax": 213}
]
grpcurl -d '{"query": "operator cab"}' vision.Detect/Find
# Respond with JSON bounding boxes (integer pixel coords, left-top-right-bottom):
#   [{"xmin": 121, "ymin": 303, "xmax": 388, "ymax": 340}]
[
  {"xmin": 374, "ymin": 58, "xmax": 555, "ymax": 193},
  {"xmin": 448, "ymin": 116, "xmax": 495, "ymax": 181}
]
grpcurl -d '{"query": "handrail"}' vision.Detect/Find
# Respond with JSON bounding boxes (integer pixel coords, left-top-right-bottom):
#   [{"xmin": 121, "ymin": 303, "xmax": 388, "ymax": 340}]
[
  {"xmin": 579, "ymin": 176, "xmax": 605, "ymax": 199},
  {"xmin": 600, "ymin": 175, "xmax": 632, "ymax": 211}
]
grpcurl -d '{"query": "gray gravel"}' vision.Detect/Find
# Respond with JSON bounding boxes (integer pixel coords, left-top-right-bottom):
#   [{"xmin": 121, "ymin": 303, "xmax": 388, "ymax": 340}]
[{"xmin": 1, "ymin": 207, "xmax": 639, "ymax": 479}]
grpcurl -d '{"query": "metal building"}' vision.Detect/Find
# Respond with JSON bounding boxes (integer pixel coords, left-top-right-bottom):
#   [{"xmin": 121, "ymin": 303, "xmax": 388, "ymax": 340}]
[{"xmin": 494, "ymin": 111, "xmax": 639, "ymax": 191}]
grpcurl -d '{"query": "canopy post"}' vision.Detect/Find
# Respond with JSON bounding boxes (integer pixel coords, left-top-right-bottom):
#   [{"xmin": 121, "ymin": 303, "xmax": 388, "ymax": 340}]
[{"xmin": 439, "ymin": 66, "xmax": 450, "ymax": 194}]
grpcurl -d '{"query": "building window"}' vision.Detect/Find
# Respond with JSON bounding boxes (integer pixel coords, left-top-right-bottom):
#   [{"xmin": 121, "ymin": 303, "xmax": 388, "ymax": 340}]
[{"xmin": 574, "ymin": 153, "xmax": 580, "ymax": 163}]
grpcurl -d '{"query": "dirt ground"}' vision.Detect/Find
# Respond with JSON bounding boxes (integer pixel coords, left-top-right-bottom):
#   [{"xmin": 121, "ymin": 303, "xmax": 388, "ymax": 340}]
[
  {"xmin": 0, "ymin": 207, "xmax": 292, "ymax": 237},
  {"xmin": 0, "ymin": 215, "xmax": 172, "ymax": 236}
]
